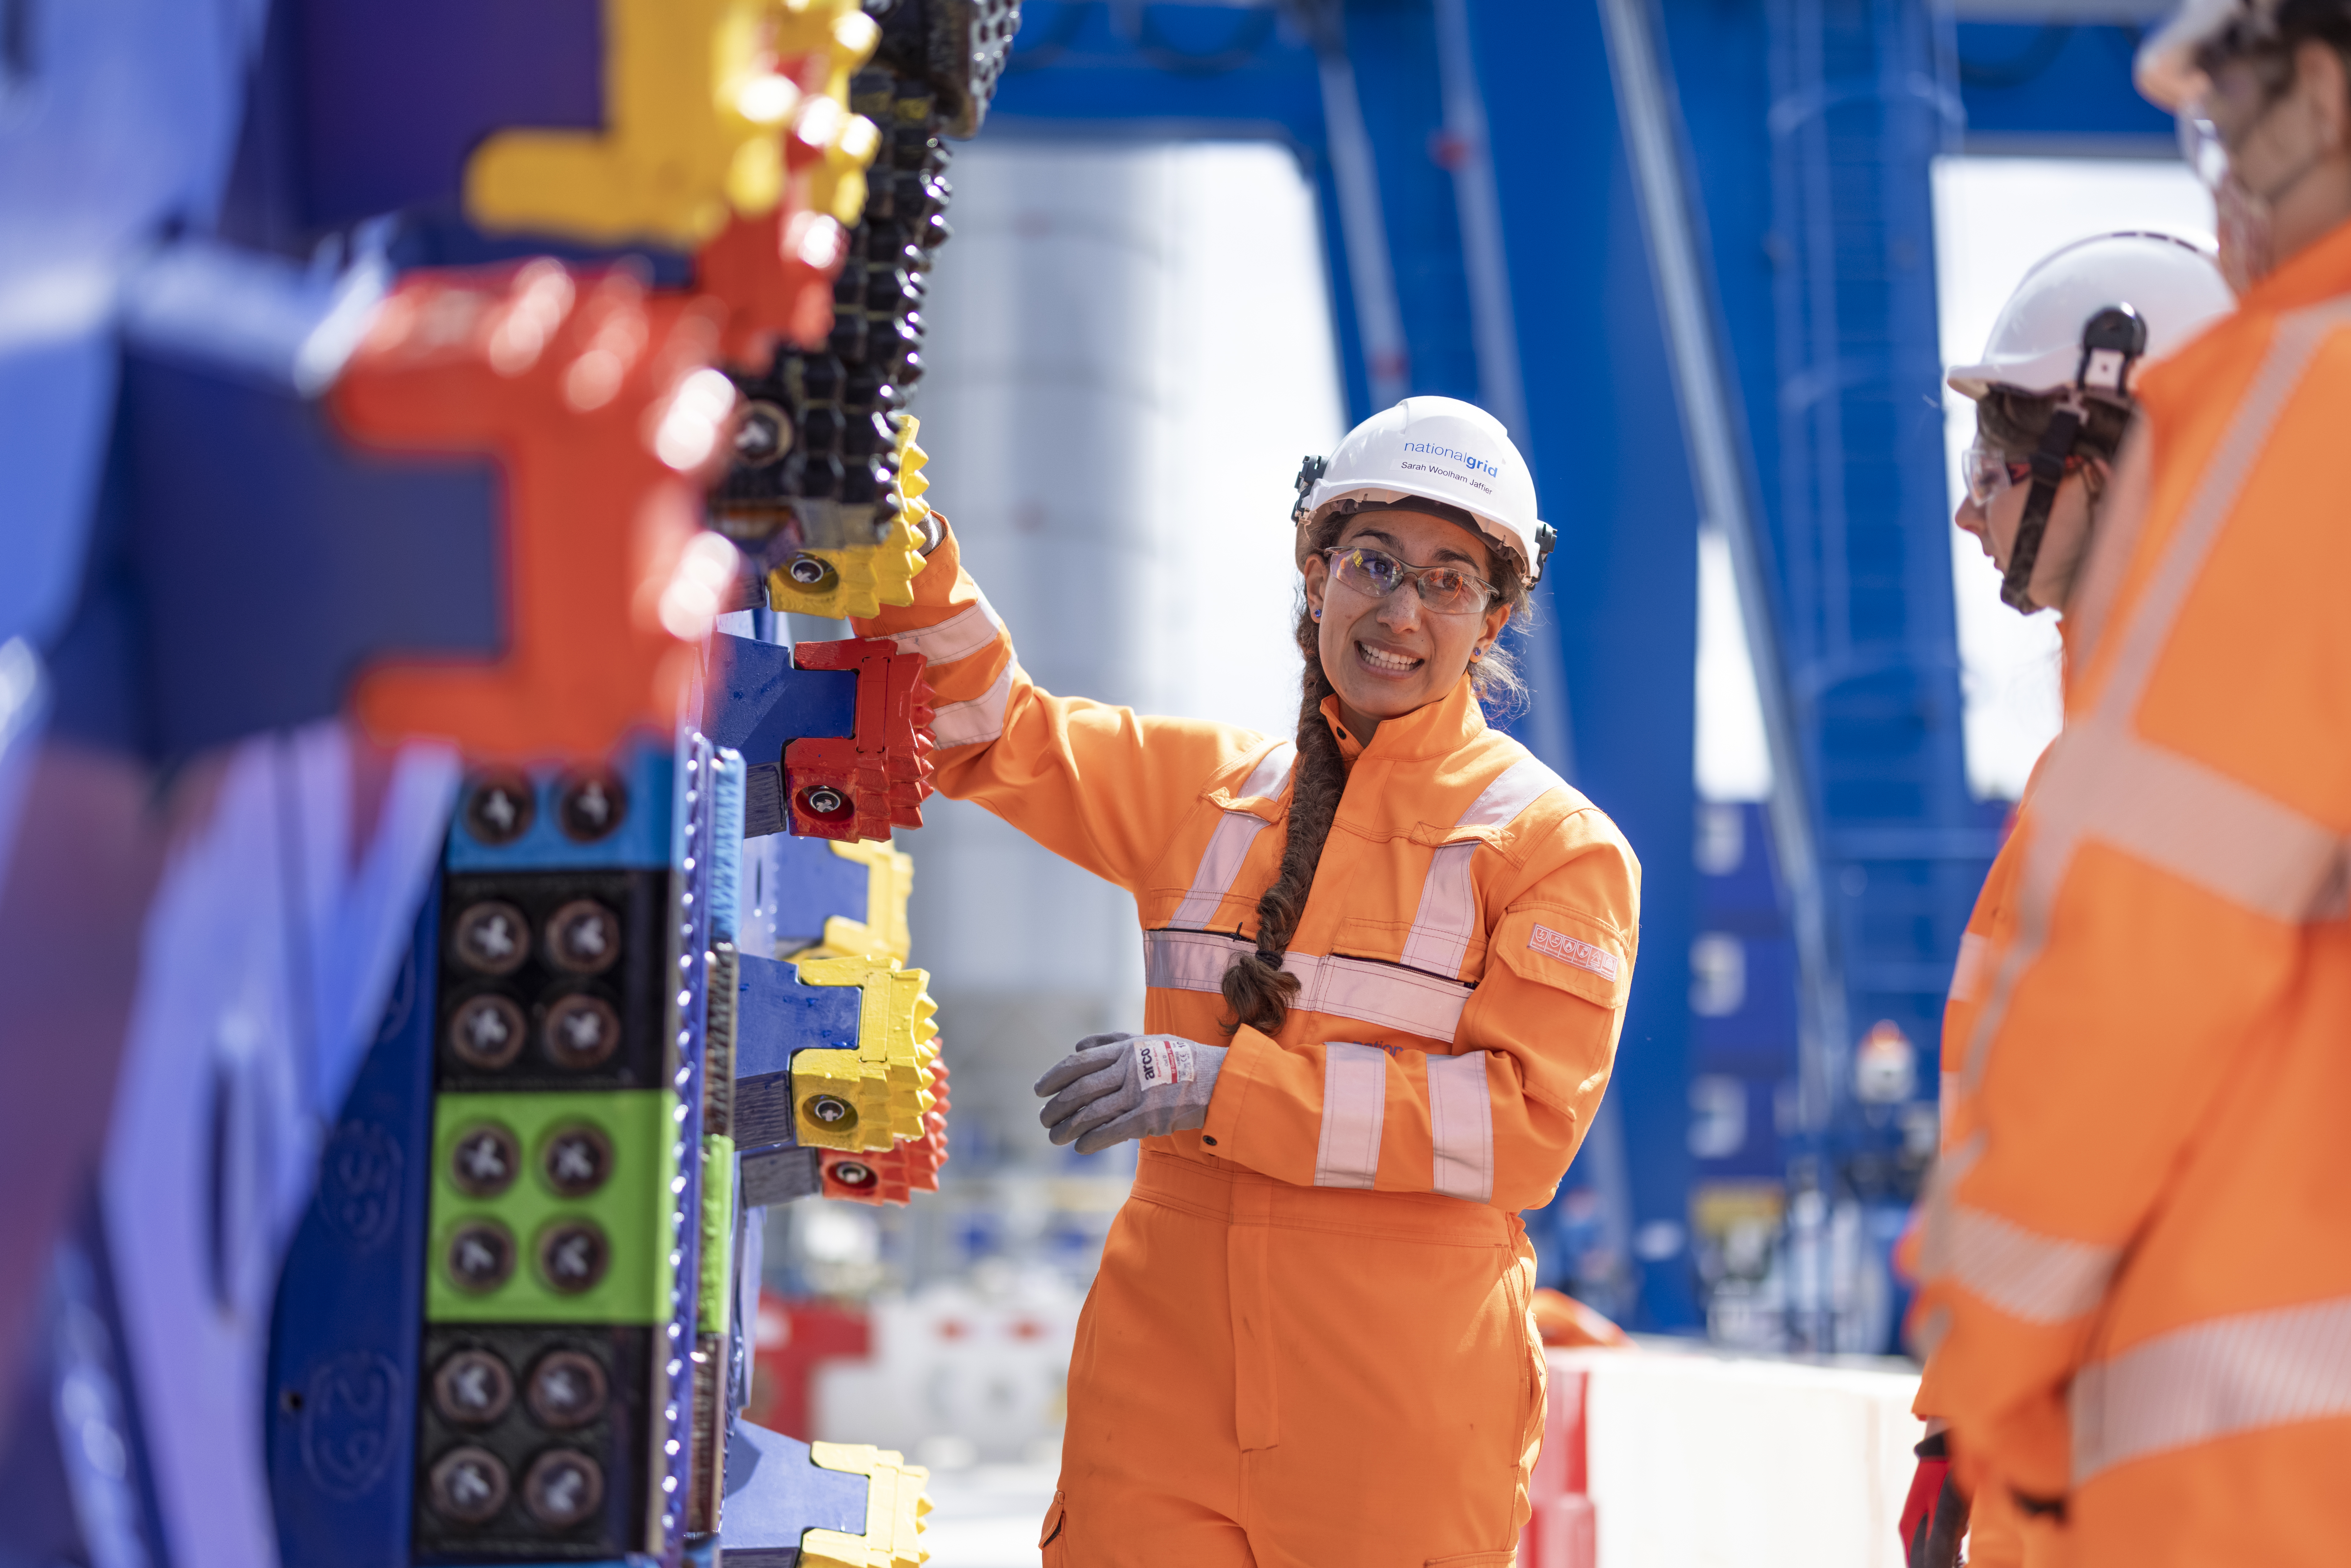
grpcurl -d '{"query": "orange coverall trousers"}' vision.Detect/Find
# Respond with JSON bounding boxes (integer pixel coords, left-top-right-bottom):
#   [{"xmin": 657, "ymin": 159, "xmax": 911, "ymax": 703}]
[{"xmin": 1040, "ymin": 1151, "xmax": 1542, "ymax": 1568}]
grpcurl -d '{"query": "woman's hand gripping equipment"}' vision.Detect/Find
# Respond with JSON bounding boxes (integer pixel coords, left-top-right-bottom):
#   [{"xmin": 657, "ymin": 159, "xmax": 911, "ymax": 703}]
[{"xmin": 1034, "ymin": 1033, "xmax": 1225, "ymax": 1155}]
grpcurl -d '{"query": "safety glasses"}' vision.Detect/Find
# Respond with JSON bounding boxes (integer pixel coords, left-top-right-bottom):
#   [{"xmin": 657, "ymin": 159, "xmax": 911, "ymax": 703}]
[
  {"xmin": 1962, "ymin": 441, "xmax": 2082, "ymax": 508},
  {"xmin": 1321, "ymin": 545, "xmax": 1497, "ymax": 616}
]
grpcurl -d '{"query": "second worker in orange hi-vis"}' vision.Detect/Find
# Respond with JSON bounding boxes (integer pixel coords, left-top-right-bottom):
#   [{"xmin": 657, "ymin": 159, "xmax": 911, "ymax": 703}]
[
  {"xmin": 853, "ymin": 396, "xmax": 1640, "ymax": 1568},
  {"xmin": 1918, "ymin": 4, "xmax": 2351, "ymax": 1563}
]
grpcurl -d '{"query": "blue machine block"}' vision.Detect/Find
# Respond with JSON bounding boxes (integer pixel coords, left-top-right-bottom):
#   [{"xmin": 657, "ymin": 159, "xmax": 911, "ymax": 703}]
[
  {"xmin": 444, "ymin": 749, "xmax": 680, "ymax": 872},
  {"xmin": 1955, "ymin": 23, "xmax": 2173, "ymax": 147},
  {"xmin": 732, "ymin": 955, "xmax": 865, "ymax": 1153},
  {"xmin": 705, "ymin": 635, "xmax": 859, "ymax": 763},
  {"xmin": 266, "ymin": 890, "xmax": 441, "ymax": 1568},
  {"xmin": 717, "ymin": 1419, "xmax": 869, "ymax": 1563},
  {"xmin": 750, "ymin": 836, "xmax": 877, "ymax": 957}
]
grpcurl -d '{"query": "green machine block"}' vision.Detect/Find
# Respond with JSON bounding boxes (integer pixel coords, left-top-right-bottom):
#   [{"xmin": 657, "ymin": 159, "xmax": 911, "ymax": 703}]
[{"xmin": 426, "ymin": 1089, "xmax": 679, "ymax": 1325}]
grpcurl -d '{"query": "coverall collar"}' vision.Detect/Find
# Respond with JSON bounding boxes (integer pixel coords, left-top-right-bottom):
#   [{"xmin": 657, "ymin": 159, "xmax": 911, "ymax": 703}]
[
  {"xmin": 1318, "ymin": 675, "xmax": 1486, "ymax": 767},
  {"xmin": 2240, "ymin": 211, "xmax": 2351, "ymax": 313}
]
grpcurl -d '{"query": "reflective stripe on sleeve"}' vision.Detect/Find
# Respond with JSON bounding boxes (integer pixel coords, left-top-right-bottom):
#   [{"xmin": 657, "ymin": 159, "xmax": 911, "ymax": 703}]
[
  {"xmin": 2072, "ymin": 1295, "xmax": 2351, "ymax": 1484},
  {"xmin": 888, "ymin": 592, "xmax": 1004, "ymax": 666},
  {"xmin": 930, "ymin": 661, "xmax": 1015, "ymax": 748},
  {"xmin": 1942, "ymin": 1202, "xmax": 2121, "ymax": 1325},
  {"xmin": 1140, "ymin": 930, "xmax": 1472, "ymax": 1042},
  {"xmin": 1458, "ymin": 755, "xmax": 1568, "ymax": 828},
  {"xmin": 1426, "ymin": 1051, "xmax": 1494, "ymax": 1203},
  {"xmin": 1948, "ymin": 932, "xmax": 1994, "ymax": 1005},
  {"xmin": 1166, "ymin": 744, "xmax": 1298, "ymax": 926},
  {"xmin": 1312, "ymin": 1042, "xmax": 1388, "ymax": 1189}
]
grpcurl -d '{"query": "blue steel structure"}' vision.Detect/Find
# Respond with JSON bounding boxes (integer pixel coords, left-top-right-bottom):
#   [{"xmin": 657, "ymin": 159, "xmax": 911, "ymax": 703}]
[{"xmin": 984, "ymin": 0, "xmax": 2193, "ymax": 1334}]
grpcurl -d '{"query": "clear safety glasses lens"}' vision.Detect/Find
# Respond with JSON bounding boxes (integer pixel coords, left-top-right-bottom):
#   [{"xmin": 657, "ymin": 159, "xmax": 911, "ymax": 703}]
[
  {"xmin": 1327, "ymin": 548, "xmax": 1492, "ymax": 615},
  {"xmin": 1962, "ymin": 442, "xmax": 2011, "ymax": 509},
  {"xmin": 2178, "ymin": 104, "xmax": 2231, "ymax": 191}
]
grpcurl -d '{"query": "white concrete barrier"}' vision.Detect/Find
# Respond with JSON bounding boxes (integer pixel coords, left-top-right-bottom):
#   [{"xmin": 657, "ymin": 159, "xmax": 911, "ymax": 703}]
[{"xmin": 1555, "ymin": 1345, "xmax": 1923, "ymax": 1568}]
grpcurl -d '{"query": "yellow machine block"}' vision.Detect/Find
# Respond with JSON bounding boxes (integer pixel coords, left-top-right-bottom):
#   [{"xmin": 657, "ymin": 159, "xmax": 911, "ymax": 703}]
[
  {"xmin": 784, "ymin": 839, "xmax": 915, "ymax": 963},
  {"xmin": 764, "ymin": 505, "xmax": 927, "ymax": 619},
  {"xmin": 466, "ymin": 0, "xmax": 879, "ymax": 248},
  {"xmin": 793, "ymin": 956, "xmax": 939, "ymax": 1147},
  {"xmin": 802, "ymin": 1443, "xmax": 933, "ymax": 1568}
]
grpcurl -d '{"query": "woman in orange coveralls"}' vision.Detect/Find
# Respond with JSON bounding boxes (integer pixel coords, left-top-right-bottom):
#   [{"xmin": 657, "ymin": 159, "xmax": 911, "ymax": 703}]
[{"xmin": 852, "ymin": 396, "xmax": 1640, "ymax": 1567}]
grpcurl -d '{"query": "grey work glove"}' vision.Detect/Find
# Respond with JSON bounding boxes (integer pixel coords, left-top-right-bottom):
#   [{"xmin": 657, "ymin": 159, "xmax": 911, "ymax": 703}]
[{"xmin": 1034, "ymin": 1032, "xmax": 1225, "ymax": 1155}]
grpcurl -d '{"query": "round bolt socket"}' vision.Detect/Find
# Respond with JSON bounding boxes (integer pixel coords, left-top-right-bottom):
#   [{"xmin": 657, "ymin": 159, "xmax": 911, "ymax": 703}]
[
  {"xmin": 799, "ymin": 785, "xmax": 850, "ymax": 822},
  {"xmin": 431, "ymin": 1349, "xmax": 515, "ymax": 1426},
  {"xmin": 537, "ymin": 1221, "xmax": 609, "ymax": 1294},
  {"xmin": 526, "ymin": 1350, "xmax": 609, "ymax": 1429},
  {"xmin": 802, "ymin": 1093, "xmax": 858, "ymax": 1134},
  {"xmin": 733, "ymin": 400, "xmax": 792, "ymax": 466},
  {"xmin": 452, "ymin": 902, "xmax": 530, "ymax": 977},
  {"xmin": 785, "ymin": 553, "xmax": 832, "ymax": 587},
  {"xmin": 830, "ymin": 1160, "xmax": 876, "ymax": 1191},
  {"xmin": 544, "ymin": 900, "xmax": 620, "ymax": 975},
  {"xmin": 444, "ymin": 1220, "xmax": 516, "ymax": 1294},
  {"xmin": 427, "ymin": 1445, "xmax": 510, "ymax": 1523},
  {"xmin": 447, "ymin": 993, "xmax": 526, "ymax": 1070},
  {"xmin": 448, "ymin": 1123, "xmax": 521, "ymax": 1197},
  {"xmin": 542, "ymin": 993, "xmax": 620, "ymax": 1070},
  {"xmin": 556, "ymin": 770, "xmax": 627, "ymax": 843},
  {"xmin": 541, "ymin": 1125, "xmax": 614, "ymax": 1197},
  {"xmin": 522, "ymin": 1448, "xmax": 605, "ymax": 1528},
  {"xmin": 463, "ymin": 773, "xmax": 535, "ymax": 846}
]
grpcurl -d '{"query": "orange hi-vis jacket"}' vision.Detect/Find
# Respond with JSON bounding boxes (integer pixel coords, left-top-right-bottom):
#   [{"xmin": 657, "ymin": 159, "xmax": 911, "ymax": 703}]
[
  {"xmin": 1918, "ymin": 217, "xmax": 2351, "ymax": 1566},
  {"xmin": 856, "ymin": 523, "xmax": 1641, "ymax": 1566}
]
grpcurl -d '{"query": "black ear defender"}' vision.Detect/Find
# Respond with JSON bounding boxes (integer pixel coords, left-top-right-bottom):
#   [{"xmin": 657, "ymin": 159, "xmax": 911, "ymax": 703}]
[
  {"xmin": 1292, "ymin": 454, "xmax": 1329, "ymax": 525},
  {"xmin": 2001, "ymin": 303, "xmax": 2148, "ymax": 612}
]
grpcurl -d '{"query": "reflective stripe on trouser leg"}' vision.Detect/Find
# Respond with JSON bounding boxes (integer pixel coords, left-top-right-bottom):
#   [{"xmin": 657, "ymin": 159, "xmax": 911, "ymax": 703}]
[
  {"xmin": 1427, "ymin": 1052, "xmax": 1494, "ymax": 1204},
  {"xmin": 1313, "ymin": 1043, "xmax": 1387, "ymax": 1189}
]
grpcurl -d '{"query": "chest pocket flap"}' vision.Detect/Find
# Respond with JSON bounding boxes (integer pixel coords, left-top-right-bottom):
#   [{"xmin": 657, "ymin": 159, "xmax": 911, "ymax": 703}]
[{"xmin": 1490, "ymin": 903, "xmax": 1633, "ymax": 1010}]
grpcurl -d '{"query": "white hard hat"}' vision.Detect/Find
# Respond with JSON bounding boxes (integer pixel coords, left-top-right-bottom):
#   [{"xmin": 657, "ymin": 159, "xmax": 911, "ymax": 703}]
[
  {"xmin": 1294, "ymin": 396, "xmax": 1553, "ymax": 583},
  {"xmin": 1945, "ymin": 231, "xmax": 2234, "ymax": 401},
  {"xmin": 2136, "ymin": 0, "xmax": 2252, "ymax": 111}
]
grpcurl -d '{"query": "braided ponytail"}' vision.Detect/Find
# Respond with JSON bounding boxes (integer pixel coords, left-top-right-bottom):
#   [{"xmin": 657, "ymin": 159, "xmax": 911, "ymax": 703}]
[{"xmin": 1219, "ymin": 509, "xmax": 1532, "ymax": 1039}]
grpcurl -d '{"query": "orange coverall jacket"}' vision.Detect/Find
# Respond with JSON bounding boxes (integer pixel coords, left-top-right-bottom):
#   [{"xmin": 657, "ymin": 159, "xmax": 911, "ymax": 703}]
[
  {"xmin": 856, "ymin": 524, "xmax": 1641, "ymax": 1567},
  {"xmin": 1917, "ymin": 218, "xmax": 2351, "ymax": 1566}
]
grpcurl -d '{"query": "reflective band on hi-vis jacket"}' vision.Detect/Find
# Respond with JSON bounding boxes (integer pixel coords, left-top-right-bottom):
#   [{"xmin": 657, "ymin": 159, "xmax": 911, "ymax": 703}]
[
  {"xmin": 2071, "ymin": 1294, "xmax": 2351, "ymax": 1484},
  {"xmin": 888, "ymin": 592, "xmax": 1005, "ymax": 666},
  {"xmin": 1167, "ymin": 744, "xmax": 1297, "ymax": 928},
  {"xmin": 931, "ymin": 661, "xmax": 1015, "ymax": 749}
]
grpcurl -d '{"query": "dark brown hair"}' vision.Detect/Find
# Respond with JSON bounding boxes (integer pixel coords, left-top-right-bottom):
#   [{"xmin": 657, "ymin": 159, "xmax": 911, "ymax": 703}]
[
  {"xmin": 1976, "ymin": 388, "xmax": 2133, "ymax": 513},
  {"xmin": 1218, "ymin": 507, "xmax": 1532, "ymax": 1037}
]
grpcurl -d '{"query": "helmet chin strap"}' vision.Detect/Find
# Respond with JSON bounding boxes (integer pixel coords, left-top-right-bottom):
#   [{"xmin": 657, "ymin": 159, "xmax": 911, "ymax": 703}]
[{"xmin": 1999, "ymin": 304, "xmax": 2149, "ymax": 614}]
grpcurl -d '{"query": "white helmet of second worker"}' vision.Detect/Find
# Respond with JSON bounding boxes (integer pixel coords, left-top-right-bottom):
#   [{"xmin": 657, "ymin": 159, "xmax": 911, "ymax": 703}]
[
  {"xmin": 1946, "ymin": 231, "xmax": 2236, "ymax": 402},
  {"xmin": 1294, "ymin": 396, "xmax": 1555, "ymax": 584}
]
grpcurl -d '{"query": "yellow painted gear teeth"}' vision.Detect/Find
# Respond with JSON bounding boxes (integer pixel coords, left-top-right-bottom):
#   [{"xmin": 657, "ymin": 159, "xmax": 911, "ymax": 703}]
[
  {"xmin": 466, "ymin": 0, "xmax": 879, "ymax": 248},
  {"xmin": 801, "ymin": 1443, "xmax": 933, "ymax": 1568},
  {"xmin": 793, "ymin": 956, "xmax": 940, "ymax": 1150},
  {"xmin": 765, "ymin": 413, "xmax": 935, "ymax": 618},
  {"xmin": 782, "ymin": 839, "xmax": 915, "ymax": 963}
]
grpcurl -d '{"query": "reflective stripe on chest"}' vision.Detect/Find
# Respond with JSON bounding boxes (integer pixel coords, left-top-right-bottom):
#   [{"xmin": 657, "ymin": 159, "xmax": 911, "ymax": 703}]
[{"xmin": 1144, "ymin": 748, "xmax": 1566, "ymax": 1043}]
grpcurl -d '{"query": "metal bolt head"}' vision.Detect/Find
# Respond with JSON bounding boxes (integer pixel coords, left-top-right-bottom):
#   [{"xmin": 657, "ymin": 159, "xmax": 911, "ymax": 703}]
[
  {"xmin": 786, "ymin": 553, "xmax": 831, "ymax": 586},
  {"xmin": 556, "ymin": 771, "xmax": 628, "ymax": 843},
  {"xmin": 522, "ymin": 1448, "xmax": 605, "ymax": 1528},
  {"xmin": 453, "ymin": 901, "xmax": 530, "ymax": 977},
  {"xmin": 449, "ymin": 1123, "xmax": 521, "ymax": 1197},
  {"xmin": 831, "ymin": 1161, "xmax": 876, "ymax": 1190},
  {"xmin": 464, "ymin": 773, "xmax": 536, "ymax": 847},
  {"xmin": 545, "ymin": 900, "xmax": 620, "ymax": 976},
  {"xmin": 800, "ymin": 786, "xmax": 848, "ymax": 819},
  {"xmin": 537, "ymin": 1221, "xmax": 609, "ymax": 1294},
  {"xmin": 733, "ymin": 399, "xmax": 792, "ymax": 467},
  {"xmin": 445, "ymin": 1220, "xmax": 516, "ymax": 1294},
  {"xmin": 803, "ymin": 1093, "xmax": 858, "ymax": 1132},
  {"xmin": 541, "ymin": 1125, "xmax": 614, "ymax": 1197},
  {"xmin": 542, "ymin": 993, "xmax": 620, "ymax": 1070},
  {"xmin": 432, "ymin": 1349, "xmax": 515, "ymax": 1426},
  {"xmin": 427, "ymin": 1445, "xmax": 510, "ymax": 1523},
  {"xmin": 448, "ymin": 993, "xmax": 527, "ymax": 1070},
  {"xmin": 526, "ymin": 1350, "xmax": 609, "ymax": 1429}
]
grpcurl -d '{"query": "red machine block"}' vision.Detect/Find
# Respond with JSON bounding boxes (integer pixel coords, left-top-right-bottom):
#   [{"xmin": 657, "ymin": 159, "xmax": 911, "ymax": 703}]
[
  {"xmin": 819, "ymin": 1059, "xmax": 949, "ymax": 1207},
  {"xmin": 332, "ymin": 262, "xmax": 739, "ymax": 762},
  {"xmin": 783, "ymin": 638, "xmax": 936, "ymax": 841}
]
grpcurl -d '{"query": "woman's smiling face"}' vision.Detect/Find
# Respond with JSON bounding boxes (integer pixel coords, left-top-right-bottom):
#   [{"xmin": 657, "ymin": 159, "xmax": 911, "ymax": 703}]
[{"xmin": 1301, "ymin": 509, "xmax": 1512, "ymax": 742}]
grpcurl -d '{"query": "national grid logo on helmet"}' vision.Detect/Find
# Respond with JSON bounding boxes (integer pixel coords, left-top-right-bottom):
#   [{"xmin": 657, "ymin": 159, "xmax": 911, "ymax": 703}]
[{"xmin": 1400, "ymin": 440, "xmax": 1503, "ymax": 479}]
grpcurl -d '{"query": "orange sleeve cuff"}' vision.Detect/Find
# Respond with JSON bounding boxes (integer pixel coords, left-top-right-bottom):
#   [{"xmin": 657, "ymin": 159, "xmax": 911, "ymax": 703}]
[{"xmin": 1201, "ymin": 1025, "xmax": 1318, "ymax": 1187}]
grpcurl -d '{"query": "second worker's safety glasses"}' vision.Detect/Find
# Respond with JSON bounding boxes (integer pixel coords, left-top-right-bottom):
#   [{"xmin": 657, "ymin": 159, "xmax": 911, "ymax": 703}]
[
  {"xmin": 1963, "ymin": 441, "xmax": 2084, "ymax": 509},
  {"xmin": 1321, "ymin": 545, "xmax": 1498, "ymax": 615}
]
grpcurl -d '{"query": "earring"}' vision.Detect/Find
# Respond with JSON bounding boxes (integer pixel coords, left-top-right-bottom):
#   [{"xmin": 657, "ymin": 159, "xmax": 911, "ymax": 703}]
[{"xmin": 1311, "ymin": 608, "xmax": 1321, "ymax": 621}]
